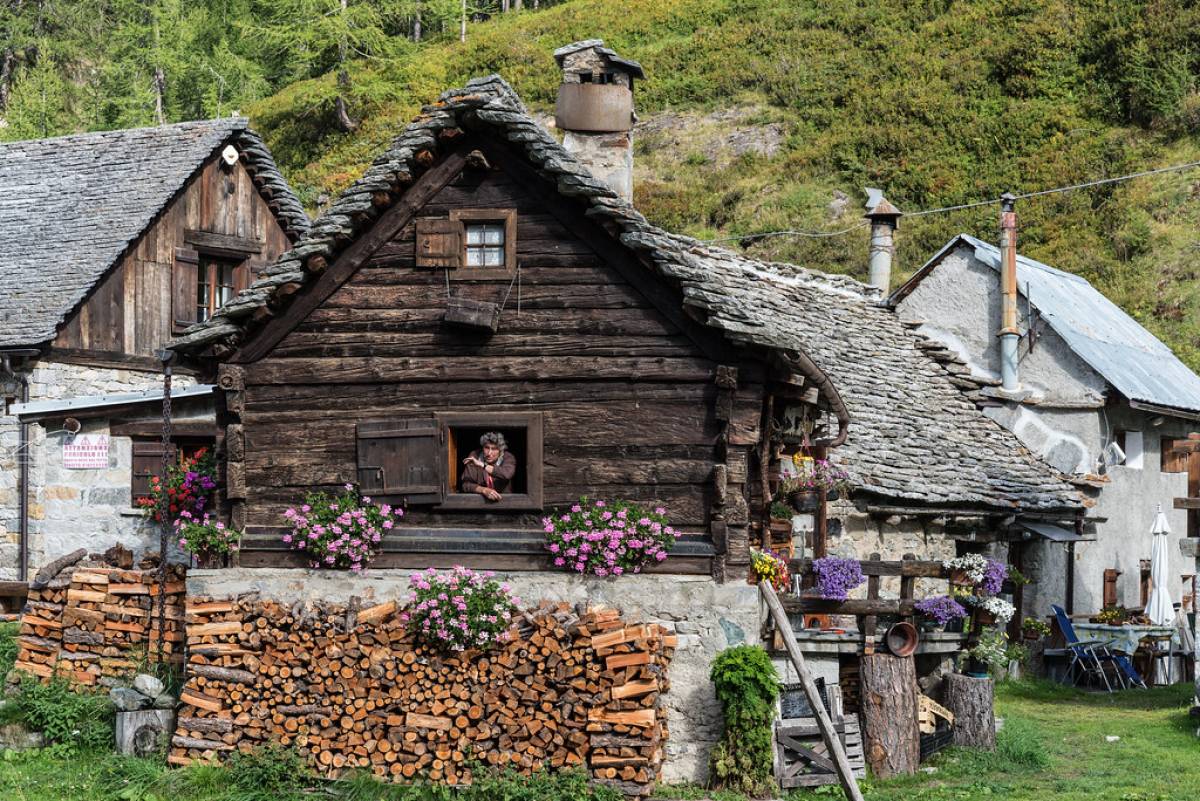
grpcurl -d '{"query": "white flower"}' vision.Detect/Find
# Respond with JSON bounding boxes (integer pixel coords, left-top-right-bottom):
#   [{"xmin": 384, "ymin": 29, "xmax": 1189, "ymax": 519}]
[
  {"xmin": 943, "ymin": 554, "xmax": 990, "ymax": 584},
  {"xmin": 977, "ymin": 596, "xmax": 1015, "ymax": 623}
]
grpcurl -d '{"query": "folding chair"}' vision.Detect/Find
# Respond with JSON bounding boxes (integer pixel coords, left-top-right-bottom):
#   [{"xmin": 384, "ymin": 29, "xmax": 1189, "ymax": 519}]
[{"xmin": 1051, "ymin": 605, "xmax": 1125, "ymax": 691}]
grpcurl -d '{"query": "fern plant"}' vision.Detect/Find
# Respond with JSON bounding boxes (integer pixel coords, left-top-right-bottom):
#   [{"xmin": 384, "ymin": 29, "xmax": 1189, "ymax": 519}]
[{"xmin": 707, "ymin": 644, "xmax": 779, "ymax": 797}]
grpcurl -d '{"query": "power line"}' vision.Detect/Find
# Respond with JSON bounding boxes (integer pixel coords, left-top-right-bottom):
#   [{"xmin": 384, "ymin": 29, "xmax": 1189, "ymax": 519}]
[{"xmin": 701, "ymin": 158, "xmax": 1200, "ymax": 244}]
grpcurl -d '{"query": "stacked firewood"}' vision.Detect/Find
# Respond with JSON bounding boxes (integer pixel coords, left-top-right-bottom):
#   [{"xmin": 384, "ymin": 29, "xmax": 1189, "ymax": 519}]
[
  {"xmin": 170, "ymin": 597, "xmax": 675, "ymax": 797},
  {"xmin": 9, "ymin": 551, "xmax": 186, "ymax": 688}
]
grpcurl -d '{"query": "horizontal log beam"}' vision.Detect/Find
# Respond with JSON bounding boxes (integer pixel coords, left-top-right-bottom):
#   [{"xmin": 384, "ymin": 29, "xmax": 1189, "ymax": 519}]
[{"xmin": 791, "ymin": 558, "xmax": 948, "ymax": 578}]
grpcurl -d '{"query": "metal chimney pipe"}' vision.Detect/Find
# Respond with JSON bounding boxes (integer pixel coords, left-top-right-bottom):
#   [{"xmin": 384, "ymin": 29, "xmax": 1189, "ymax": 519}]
[
  {"xmin": 998, "ymin": 192, "xmax": 1020, "ymax": 392},
  {"xmin": 864, "ymin": 188, "xmax": 901, "ymax": 294}
]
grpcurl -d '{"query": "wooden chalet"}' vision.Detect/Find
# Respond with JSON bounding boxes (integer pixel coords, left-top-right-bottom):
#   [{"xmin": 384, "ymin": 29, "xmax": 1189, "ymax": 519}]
[
  {"xmin": 0, "ymin": 118, "xmax": 307, "ymax": 583},
  {"xmin": 169, "ymin": 76, "xmax": 1081, "ymax": 579}
]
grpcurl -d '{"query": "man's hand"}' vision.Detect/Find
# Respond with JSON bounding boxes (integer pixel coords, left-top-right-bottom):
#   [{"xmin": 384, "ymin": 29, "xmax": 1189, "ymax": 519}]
[
  {"xmin": 463, "ymin": 456, "xmax": 485, "ymax": 469},
  {"xmin": 482, "ymin": 488, "xmax": 502, "ymax": 502}
]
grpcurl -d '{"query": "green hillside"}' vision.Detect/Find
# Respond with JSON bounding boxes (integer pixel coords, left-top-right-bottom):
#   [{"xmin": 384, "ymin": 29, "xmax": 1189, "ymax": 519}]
[
  {"xmin": 248, "ymin": 0, "xmax": 1200, "ymax": 370},
  {"xmin": 6, "ymin": 0, "xmax": 1200, "ymax": 368}
]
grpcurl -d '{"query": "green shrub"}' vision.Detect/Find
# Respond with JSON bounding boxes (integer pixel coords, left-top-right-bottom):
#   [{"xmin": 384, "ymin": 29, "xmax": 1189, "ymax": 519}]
[
  {"xmin": 707, "ymin": 644, "xmax": 779, "ymax": 797},
  {"xmin": 0, "ymin": 620, "xmax": 18, "ymax": 679},
  {"xmin": 13, "ymin": 673, "xmax": 113, "ymax": 751}
]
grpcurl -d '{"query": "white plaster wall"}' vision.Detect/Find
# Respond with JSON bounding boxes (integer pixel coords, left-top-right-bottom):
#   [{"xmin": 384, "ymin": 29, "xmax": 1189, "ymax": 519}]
[
  {"xmin": 186, "ymin": 568, "xmax": 760, "ymax": 785},
  {"xmin": 898, "ymin": 245, "xmax": 1108, "ymax": 406},
  {"xmin": 1021, "ymin": 410, "xmax": 1192, "ymax": 618},
  {"xmin": 0, "ymin": 360, "xmax": 196, "ymax": 579}
]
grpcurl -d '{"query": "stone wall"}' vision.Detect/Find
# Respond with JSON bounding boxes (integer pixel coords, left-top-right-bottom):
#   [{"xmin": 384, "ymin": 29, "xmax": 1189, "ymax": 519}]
[
  {"xmin": 186, "ymin": 569, "xmax": 761, "ymax": 784},
  {"xmin": 0, "ymin": 359, "xmax": 197, "ymax": 579}
]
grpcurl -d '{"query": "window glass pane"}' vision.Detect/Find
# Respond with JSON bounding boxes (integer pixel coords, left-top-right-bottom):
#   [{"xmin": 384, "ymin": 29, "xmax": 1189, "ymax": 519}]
[
  {"xmin": 483, "ymin": 225, "xmax": 504, "ymax": 246},
  {"xmin": 465, "ymin": 226, "xmax": 484, "ymax": 245},
  {"xmin": 465, "ymin": 247, "xmax": 484, "ymax": 267},
  {"xmin": 485, "ymin": 247, "xmax": 504, "ymax": 267}
]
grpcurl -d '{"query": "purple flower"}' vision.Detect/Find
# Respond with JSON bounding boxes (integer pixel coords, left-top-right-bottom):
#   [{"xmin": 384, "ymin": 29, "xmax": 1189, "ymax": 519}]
[
  {"xmin": 915, "ymin": 595, "xmax": 968, "ymax": 625},
  {"xmin": 812, "ymin": 557, "xmax": 864, "ymax": 601},
  {"xmin": 979, "ymin": 559, "xmax": 1007, "ymax": 597}
]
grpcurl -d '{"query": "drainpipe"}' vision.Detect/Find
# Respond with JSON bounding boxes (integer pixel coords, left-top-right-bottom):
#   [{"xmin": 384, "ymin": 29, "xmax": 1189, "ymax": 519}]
[
  {"xmin": 998, "ymin": 192, "xmax": 1020, "ymax": 393},
  {"xmin": 2, "ymin": 354, "xmax": 30, "ymax": 581},
  {"xmin": 864, "ymin": 188, "xmax": 902, "ymax": 295}
]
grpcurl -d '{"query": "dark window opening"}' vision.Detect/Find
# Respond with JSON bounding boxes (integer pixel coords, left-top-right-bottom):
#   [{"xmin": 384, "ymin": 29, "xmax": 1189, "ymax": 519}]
[
  {"xmin": 578, "ymin": 72, "xmax": 593, "ymax": 83},
  {"xmin": 447, "ymin": 425, "xmax": 529, "ymax": 496},
  {"xmin": 197, "ymin": 256, "xmax": 239, "ymax": 322},
  {"xmin": 131, "ymin": 437, "xmax": 211, "ymax": 505}
]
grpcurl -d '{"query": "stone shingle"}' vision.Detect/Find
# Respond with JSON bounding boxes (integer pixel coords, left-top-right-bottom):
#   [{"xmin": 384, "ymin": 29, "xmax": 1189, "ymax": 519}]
[{"xmin": 0, "ymin": 118, "xmax": 308, "ymax": 348}]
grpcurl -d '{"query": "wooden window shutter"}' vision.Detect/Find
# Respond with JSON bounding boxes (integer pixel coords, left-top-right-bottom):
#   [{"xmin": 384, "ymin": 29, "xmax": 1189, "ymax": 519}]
[
  {"xmin": 1161, "ymin": 437, "xmax": 1188, "ymax": 473},
  {"xmin": 1103, "ymin": 568, "xmax": 1121, "ymax": 608},
  {"xmin": 414, "ymin": 218, "xmax": 462, "ymax": 269},
  {"xmin": 132, "ymin": 440, "xmax": 177, "ymax": 503},
  {"xmin": 172, "ymin": 247, "xmax": 200, "ymax": 332},
  {"xmin": 356, "ymin": 418, "xmax": 444, "ymax": 504}
]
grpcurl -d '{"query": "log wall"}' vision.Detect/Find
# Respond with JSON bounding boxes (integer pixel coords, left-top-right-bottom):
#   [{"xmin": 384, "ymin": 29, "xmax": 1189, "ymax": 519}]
[
  {"xmin": 229, "ymin": 156, "xmax": 765, "ymax": 571},
  {"xmin": 8, "ymin": 564, "xmax": 187, "ymax": 687},
  {"xmin": 170, "ymin": 596, "xmax": 675, "ymax": 797}
]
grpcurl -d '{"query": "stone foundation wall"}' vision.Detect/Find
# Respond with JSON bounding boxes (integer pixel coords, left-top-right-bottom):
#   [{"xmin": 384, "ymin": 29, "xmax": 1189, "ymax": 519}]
[
  {"xmin": 186, "ymin": 569, "xmax": 761, "ymax": 784},
  {"xmin": 0, "ymin": 359, "xmax": 198, "ymax": 579}
]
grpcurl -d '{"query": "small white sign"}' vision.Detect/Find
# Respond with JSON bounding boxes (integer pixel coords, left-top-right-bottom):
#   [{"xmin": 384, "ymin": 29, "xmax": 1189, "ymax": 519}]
[{"xmin": 63, "ymin": 434, "xmax": 110, "ymax": 469}]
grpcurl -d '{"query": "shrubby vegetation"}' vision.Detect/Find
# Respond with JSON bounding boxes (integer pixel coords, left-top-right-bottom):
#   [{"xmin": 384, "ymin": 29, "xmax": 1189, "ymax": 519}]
[{"xmin": 707, "ymin": 644, "xmax": 778, "ymax": 797}]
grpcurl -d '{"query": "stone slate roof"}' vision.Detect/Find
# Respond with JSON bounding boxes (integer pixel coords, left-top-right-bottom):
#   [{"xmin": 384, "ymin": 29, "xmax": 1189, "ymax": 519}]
[
  {"xmin": 170, "ymin": 76, "xmax": 1080, "ymax": 513},
  {"xmin": 0, "ymin": 118, "xmax": 308, "ymax": 348}
]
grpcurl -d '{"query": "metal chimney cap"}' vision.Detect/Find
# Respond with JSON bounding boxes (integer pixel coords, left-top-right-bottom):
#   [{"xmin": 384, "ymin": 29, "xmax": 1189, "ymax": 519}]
[
  {"xmin": 1000, "ymin": 191, "xmax": 1017, "ymax": 210},
  {"xmin": 863, "ymin": 188, "xmax": 902, "ymax": 221}
]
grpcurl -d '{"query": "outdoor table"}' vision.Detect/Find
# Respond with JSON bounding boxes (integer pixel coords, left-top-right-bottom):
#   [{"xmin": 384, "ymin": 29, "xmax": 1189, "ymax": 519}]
[
  {"xmin": 1074, "ymin": 623, "xmax": 1180, "ymax": 684},
  {"xmin": 1073, "ymin": 623, "xmax": 1177, "ymax": 655}
]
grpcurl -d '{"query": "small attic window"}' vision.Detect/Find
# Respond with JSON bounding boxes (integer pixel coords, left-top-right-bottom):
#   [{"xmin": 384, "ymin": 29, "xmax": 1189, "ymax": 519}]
[{"xmin": 464, "ymin": 223, "xmax": 506, "ymax": 268}]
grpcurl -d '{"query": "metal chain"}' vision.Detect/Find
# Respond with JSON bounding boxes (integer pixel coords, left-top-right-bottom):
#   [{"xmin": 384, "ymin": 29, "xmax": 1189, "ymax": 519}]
[{"xmin": 156, "ymin": 358, "xmax": 173, "ymax": 665}]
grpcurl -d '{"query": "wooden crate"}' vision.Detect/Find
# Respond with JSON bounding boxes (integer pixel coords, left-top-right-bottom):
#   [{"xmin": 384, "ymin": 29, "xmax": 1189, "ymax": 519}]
[{"xmin": 774, "ymin": 715, "xmax": 866, "ymax": 788}]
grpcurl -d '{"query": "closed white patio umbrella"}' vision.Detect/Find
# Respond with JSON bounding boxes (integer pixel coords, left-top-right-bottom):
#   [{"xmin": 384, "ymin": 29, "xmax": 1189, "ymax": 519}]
[{"xmin": 1146, "ymin": 504, "xmax": 1174, "ymax": 626}]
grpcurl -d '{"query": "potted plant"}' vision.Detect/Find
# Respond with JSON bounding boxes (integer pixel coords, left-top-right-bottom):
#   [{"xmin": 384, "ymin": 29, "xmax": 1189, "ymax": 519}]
[
  {"xmin": 914, "ymin": 595, "xmax": 968, "ymax": 632},
  {"xmin": 401, "ymin": 566, "xmax": 521, "ymax": 653},
  {"xmin": 542, "ymin": 498, "xmax": 674, "ymax": 576},
  {"xmin": 749, "ymin": 549, "xmax": 790, "ymax": 592},
  {"xmin": 768, "ymin": 501, "xmax": 793, "ymax": 539},
  {"xmin": 957, "ymin": 629, "xmax": 1009, "ymax": 677},
  {"xmin": 779, "ymin": 456, "xmax": 851, "ymax": 511},
  {"xmin": 1093, "ymin": 605, "xmax": 1127, "ymax": 625},
  {"xmin": 137, "ymin": 447, "xmax": 217, "ymax": 524},
  {"xmin": 1021, "ymin": 616, "xmax": 1051, "ymax": 641},
  {"xmin": 811, "ymin": 556, "xmax": 864, "ymax": 601},
  {"xmin": 175, "ymin": 511, "xmax": 240, "ymax": 568},
  {"xmin": 282, "ymin": 483, "xmax": 402, "ymax": 572},
  {"xmin": 972, "ymin": 596, "xmax": 1015, "ymax": 627}
]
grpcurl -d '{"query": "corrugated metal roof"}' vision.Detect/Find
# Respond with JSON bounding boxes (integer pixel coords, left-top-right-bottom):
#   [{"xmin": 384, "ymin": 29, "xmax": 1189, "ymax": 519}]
[{"xmin": 956, "ymin": 234, "xmax": 1200, "ymax": 415}]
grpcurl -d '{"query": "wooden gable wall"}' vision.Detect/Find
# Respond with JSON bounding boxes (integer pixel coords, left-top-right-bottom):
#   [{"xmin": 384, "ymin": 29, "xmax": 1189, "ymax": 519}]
[
  {"xmin": 231, "ymin": 148, "xmax": 766, "ymax": 573},
  {"xmin": 52, "ymin": 155, "xmax": 293, "ymax": 365}
]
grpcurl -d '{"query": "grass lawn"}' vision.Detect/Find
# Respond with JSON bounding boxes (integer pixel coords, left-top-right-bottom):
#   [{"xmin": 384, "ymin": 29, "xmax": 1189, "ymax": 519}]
[{"xmin": 0, "ymin": 679, "xmax": 1195, "ymax": 800}]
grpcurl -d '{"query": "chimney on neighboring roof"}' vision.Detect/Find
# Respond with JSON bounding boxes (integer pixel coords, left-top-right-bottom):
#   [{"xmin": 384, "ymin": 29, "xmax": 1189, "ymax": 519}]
[
  {"xmin": 864, "ymin": 188, "xmax": 901, "ymax": 294},
  {"xmin": 554, "ymin": 40, "xmax": 643, "ymax": 202},
  {"xmin": 998, "ymin": 192, "xmax": 1021, "ymax": 392}
]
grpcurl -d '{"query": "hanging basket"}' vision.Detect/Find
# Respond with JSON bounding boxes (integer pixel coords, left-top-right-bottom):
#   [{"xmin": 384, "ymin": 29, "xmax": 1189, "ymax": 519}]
[
  {"xmin": 443, "ymin": 298, "xmax": 501, "ymax": 333},
  {"xmin": 788, "ymin": 489, "xmax": 821, "ymax": 512}
]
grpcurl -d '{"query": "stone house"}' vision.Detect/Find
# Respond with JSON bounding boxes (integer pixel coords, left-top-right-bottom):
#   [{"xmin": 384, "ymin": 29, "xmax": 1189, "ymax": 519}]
[
  {"xmin": 165, "ymin": 44, "xmax": 1080, "ymax": 780},
  {"xmin": 0, "ymin": 118, "xmax": 306, "ymax": 580},
  {"xmin": 891, "ymin": 233, "xmax": 1200, "ymax": 618}
]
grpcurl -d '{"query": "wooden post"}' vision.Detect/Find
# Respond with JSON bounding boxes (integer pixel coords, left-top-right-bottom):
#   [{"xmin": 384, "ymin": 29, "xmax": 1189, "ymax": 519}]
[
  {"xmin": 862, "ymin": 552, "xmax": 881, "ymax": 654},
  {"xmin": 945, "ymin": 673, "xmax": 995, "ymax": 749},
  {"xmin": 859, "ymin": 654, "xmax": 920, "ymax": 778},
  {"xmin": 759, "ymin": 581, "xmax": 865, "ymax": 801}
]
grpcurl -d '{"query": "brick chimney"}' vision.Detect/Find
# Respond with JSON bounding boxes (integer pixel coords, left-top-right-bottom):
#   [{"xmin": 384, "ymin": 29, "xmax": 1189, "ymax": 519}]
[{"xmin": 554, "ymin": 40, "xmax": 643, "ymax": 201}]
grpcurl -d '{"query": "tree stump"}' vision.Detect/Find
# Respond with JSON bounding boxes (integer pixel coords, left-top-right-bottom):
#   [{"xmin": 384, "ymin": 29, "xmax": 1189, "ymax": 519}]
[
  {"xmin": 859, "ymin": 653, "xmax": 919, "ymax": 778},
  {"xmin": 945, "ymin": 673, "xmax": 995, "ymax": 750}
]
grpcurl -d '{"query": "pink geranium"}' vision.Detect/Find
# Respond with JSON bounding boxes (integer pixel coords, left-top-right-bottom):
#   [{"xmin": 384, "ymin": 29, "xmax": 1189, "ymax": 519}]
[
  {"xmin": 542, "ymin": 497, "xmax": 674, "ymax": 576},
  {"xmin": 282, "ymin": 485, "xmax": 402, "ymax": 571}
]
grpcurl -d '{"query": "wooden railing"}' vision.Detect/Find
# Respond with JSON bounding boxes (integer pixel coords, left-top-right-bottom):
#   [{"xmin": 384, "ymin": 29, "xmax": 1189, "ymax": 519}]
[{"xmin": 784, "ymin": 553, "xmax": 960, "ymax": 653}]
